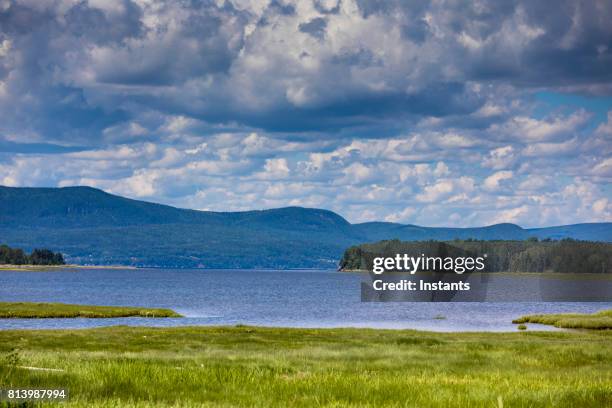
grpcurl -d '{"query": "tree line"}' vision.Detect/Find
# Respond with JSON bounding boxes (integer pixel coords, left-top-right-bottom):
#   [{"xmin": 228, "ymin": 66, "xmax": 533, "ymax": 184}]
[
  {"xmin": 339, "ymin": 238, "xmax": 612, "ymax": 274},
  {"xmin": 0, "ymin": 245, "xmax": 65, "ymax": 265}
]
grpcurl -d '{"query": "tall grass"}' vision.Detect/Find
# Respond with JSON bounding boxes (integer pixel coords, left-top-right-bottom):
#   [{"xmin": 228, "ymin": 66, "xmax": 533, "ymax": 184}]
[
  {"xmin": 513, "ymin": 309, "xmax": 612, "ymax": 329},
  {"xmin": 0, "ymin": 302, "xmax": 182, "ymax": 318},
  {"xmin": 0, "ymin": 326, "xmax": 610, "ymax": 407}
]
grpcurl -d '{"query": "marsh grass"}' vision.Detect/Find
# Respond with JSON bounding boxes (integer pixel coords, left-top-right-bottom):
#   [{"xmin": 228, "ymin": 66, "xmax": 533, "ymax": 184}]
[
  {"xmin": 0, "ymin": 326, "xmax": 610, "ymax": 407},
  {"xmin": 513, "ymin": 309, "xmax": 612, "ymax": 330},
  {"xmin": 0, "ymin": 302, "xmax": 182, "ymax": 318}
]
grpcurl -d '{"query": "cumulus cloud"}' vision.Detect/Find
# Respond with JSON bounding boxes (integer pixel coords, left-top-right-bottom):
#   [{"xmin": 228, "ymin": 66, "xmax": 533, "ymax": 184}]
[
  {"xmin": 518, "ymin": 175, "xmax": 551, "ymax": 191},
  {"xmin": 591, "ymin": 158, "xmax": 612, "ymax": 178},
  {"xmin": 490, "ymin": 110, "xmax": 590, "ymax": 142},
  {"xmin": 258, "ymin": 158, "xmax": 291, "ymax": 179},
  {"xmin": 385, "ymin": 207, "xmax": 417, "ymax": 223},
  {"xmin": 483, "ymin": 171, "xmax": 513, "ymax": 191},
  {"xmin": 595, "ymin": 112, "xmax": 612, "ymax": 137},
  {"xmin": 1, "ymin": 127, "xmax": 610, "ymax": 227},
  {"xmin": 2, "ymin": 0, "xmax": 612, "ymax": 140},
  {"xmin": 416, "ymin": 177, "xmax": 475, "ymax": 203},
  {"xmin": 482, "ymin": 146, "xmax": 517, "ymax": 170},
  {"xmin": 0, "ymin": 0, "xmax": 611, "ymax": 227},
  {"xmin": 522, "ymin": 137, "xmax": 579, "ymax": 157}
]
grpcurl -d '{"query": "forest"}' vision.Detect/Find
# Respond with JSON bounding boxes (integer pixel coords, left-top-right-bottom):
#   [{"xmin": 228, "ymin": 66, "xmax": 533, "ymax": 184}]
[
  {"xmin": 0, "ymin": 245, "xmax": 65, "ymax": 265},
  {"xmin": 339, "ymin": 238, "xmax": 612, "ymax": 274}
]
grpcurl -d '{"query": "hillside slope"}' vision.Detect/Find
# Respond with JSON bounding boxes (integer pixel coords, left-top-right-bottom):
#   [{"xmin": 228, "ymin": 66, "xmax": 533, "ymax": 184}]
[{"xmin": 1, "ymin": 186, "xmax": 610, "ymax": 268}]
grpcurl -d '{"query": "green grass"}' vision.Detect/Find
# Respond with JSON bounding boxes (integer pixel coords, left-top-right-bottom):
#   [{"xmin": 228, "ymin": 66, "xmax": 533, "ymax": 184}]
[
  {"xmin": 0, "ymin": 326, "xmax": 610, "ymax": 407},
  {"xmin": 0, "ymin": 302, "xmax": 182, "ymax": 318},
  {"xmin": 513, "ymin": 309, "xmax": 612, "ymax": 330}
]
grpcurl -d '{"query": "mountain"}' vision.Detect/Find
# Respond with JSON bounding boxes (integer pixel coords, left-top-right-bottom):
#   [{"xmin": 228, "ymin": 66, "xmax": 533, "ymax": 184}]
[
  {"xmin": 351, "ymin": 222, "xmax": 528, "ymax": 241},
  {"xmin": 1, "ymin": 186, "xmax": 610, "ymax": 268}
]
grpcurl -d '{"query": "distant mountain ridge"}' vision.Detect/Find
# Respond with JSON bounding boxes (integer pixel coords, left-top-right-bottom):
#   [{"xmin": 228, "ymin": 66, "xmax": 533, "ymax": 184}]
[
  {"xmin": 1, "ymin": 186, "xmax": 610, "ymax": 268},
  {"xmin": 0, "ymin": 186, "xmax": 350, "ymax": 230}
]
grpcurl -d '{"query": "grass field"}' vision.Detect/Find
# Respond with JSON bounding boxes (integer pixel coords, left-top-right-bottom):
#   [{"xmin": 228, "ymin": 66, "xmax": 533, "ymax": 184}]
[
  {"xmin": 513, "ymin": 309, "xmax": 612, "ymax": 329},
  {"xmin": 0, "ymin": 325, "xmax": 610, "ymax": 407},
  {"xmin": 0, "ymin": 302, "xmax": 182, "ymax": 318}
]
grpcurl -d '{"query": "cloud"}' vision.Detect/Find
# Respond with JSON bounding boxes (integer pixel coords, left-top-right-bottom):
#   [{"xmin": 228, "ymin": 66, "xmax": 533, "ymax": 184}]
[
  {"xmin": 2, "ymin": 0, "xmax": 611, "ymax": 141},
  {"xmin": 483, "ymin": 171, "xmax": 513, "ymax": 192},
  {"xmin": 522, "ymin": 137, "xmax": 579, "ymax": 157},
  {"xmin": 473, "ymin": 102, "xmax": 505, "ymax": 118},
  {"xmin": 0, "ymin": 0, "xmax": 610, "ymax": 227},
  {"xmin": 384, "ymin": 207, "xmax": 417, "ymax": 223},
  {"xmin": 490, "ymin": 205, "xmax": 531, "ymax": 224},
  {"xmin": 1, "ymin": 127, "xmax": 610, "ymax": 227},
  {"xmin": 416, "ymin": 177, "xmax": 475, "ymax": 203},
  {"xmin": 518, "ymin": 175, "xmax": 551, "ymax": 191},
  {"xmin": 595, "ymin": 111, "xmax": 612, "ymax": 137},
  {"xmin": 483, "ymin": 146, "xmax": 516, "ymax": 170},
  {"xmin": 490, "ymin": 110, "xmax": 589, "ymax": 142},
  {"xmin": 591, "ymin": 158, "xmax": 612, "ymax": 178},
  {"xmin": 258, "ymin": 157, "xmax": 291, "ymax": 179}
]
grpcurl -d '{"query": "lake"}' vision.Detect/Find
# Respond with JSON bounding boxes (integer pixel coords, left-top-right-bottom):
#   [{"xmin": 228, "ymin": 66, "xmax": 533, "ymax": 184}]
[{"xmin": 1, "ymin": 268, "xmax": 610, "ymax": 331}]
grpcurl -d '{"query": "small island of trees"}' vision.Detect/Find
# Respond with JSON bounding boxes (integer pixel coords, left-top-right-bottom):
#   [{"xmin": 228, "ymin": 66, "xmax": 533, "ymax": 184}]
[{"xmin": 0, "ymin": 244, "xmax": 65, "ymax": 265}]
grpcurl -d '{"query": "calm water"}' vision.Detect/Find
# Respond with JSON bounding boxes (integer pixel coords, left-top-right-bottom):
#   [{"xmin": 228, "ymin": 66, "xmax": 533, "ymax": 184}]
[{"xmin": 0, "ymin": 268, "xmax": 610, "ymax": 332}]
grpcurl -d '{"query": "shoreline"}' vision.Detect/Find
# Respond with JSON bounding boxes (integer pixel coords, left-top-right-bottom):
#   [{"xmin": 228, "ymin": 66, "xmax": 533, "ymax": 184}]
[
  {"xmin": 0, "ymin": 323, "xmax": 560, "ymax": 333},
  {"xmin": 0, "ymin": 323, "xmax": 567, "ymax": 333},
  {"xmin": 341, "ymin": 269, "xmax": 612, "ymax": 280},
  {"xmin": 0, "ymin": 264, "xmax": 137, "ymax": 271},
  {"xmin": 1, "ymin": 308, "xmax": 609, "ymax": 331}
]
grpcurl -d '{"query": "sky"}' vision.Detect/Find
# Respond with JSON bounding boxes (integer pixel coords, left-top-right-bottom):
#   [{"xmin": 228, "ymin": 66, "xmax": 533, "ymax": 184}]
[{"xmin": 0, "ymin": 0, "xmax": 611, "ymax": 227}]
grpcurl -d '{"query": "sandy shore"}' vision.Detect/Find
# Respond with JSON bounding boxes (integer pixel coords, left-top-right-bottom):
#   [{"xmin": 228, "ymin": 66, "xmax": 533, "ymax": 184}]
[{"xmin": 0, "ymin": 264, "xmax": 136, "ymax": 271}]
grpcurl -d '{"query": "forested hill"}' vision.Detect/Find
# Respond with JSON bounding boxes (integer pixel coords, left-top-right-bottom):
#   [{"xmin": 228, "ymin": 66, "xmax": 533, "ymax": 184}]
[
  {"xmin": 339, "ymin": 240, "xmax": 612, "ymax": 274},
  {"xmin": 0, "ymin": 186, "xmax": 350, "ymax": 230},
  {"xmin": 1, "ymin": 186, "xmax": 611, "ymax": 268}
]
